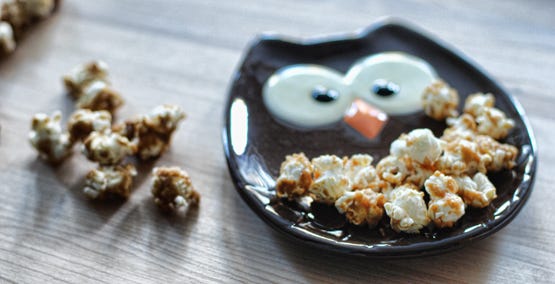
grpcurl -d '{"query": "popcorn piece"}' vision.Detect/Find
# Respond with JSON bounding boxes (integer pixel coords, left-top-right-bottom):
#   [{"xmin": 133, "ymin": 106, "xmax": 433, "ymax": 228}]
[
  {"xmin": 424, "ymin": 171, "xmax": 465, "ymax": 228},
  {"xmin": 82, "ymin": 131, "xmax": 136, "ymax": 165},
  {"xmin": 62, "ymin": 60, "xmax": 109, "ymax": 97},
  {"xmin": 390, "ymin": 128, "xmax": 444, "ymax": 166},
  {"xmin": 474, "ymin": 135, "xmax": 518, "ymax": 171},
  {"xmin": 376, "ymin": 155, "xmax": 409, "ymax": 186},
  {"xmin": 123, "ymin": 104, "xmax": 186, "ymax": 160},
  {"xmin": 1, "ymin": 0, "xmax": 29, "ymax": 36},
  {"xmin": 464, "ymin": 93, "xmax": 495, "ymax": 117},
  {"xmin": 151, "ymin": 166, "xmax": 200, "ymax": 212},
  {"xmin": 275, "ymin": 153, "xmax": 312, "ymax": 200},
  {"xmin": 474, "ymin": 107, "xmax": 515, "ymax": 140},
  {"xmin": 384, "ymin": 184, "xmax": 430, "ymax": 233},
  {"xmin": 455, "ymin": 172, "xmax": 497, "ymax": 208},
  {"xmin": 29, "ymin": 111, "xmax": 73, "ymax": 164},
  {"xmin": 422, "ymin": 80, "xmax": 459, "ymax": 121},
  {"xmin": 335, "ymin": 189, "xmax": 385, "ymax": 227},
  {"xmin": 437, "ymin": 138, "xmax": 491, "ymax": 176},
  {"xmin": 0, "ymin": 21, "xmax": 15, "ymax": 54},
  {"xmin": 76, "ymin": 80, "xmax": 123, "ymax": 114},
  {"xmin": 344, "ymin": 154, "xmax": 378, "ymax": 191},
  {"xmin": 309, "ymin": 155, "xmax": 350, "ymax": 205},
  {"xmin": 83, "ymin": 164, "xmax": 136, "ymax": 199},
  {"xmin": 67, "ymin": 109, "xmax": 112, "ymax": 142},
  {"xmin": 442, "ymin": 114, "xmax": 477, "ymax": 142}
]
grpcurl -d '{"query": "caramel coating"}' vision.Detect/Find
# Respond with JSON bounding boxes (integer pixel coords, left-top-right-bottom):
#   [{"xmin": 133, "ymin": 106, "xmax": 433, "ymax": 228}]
[
  {"xmin": 29, "ymin": 111, "xmax": 73, "ymax": 164},
  {"xmin": 335, "ymin": 189, "xmax": 385, "ymax": 227},
  {"xmin": 151, "ymin": 166, "xmax": 200, "ymax": 212},
  {"xmin": 275, "ymin": 153, "xmax": 312, "ymax": 200},
  {"xmin": 63, "ymin": 60, "xmax": 109, "ymax": 98},
  {"xmin": 77, "ymin": 81, "xmax": 123, "ymax": 115},
  {"xmin": 67, "ymin": 109, "xmax": 112, "ymax": 142},
  {"xmin": 422, "ymin": 80, "xmax": 459, "ymax": 121},
  {"xmin": 82, "ymin": 131, "xmax": 136, "ymax": 165},
  {"xmin": 83, "ymin": 164, "xmax": 136, "ymax": 199}
]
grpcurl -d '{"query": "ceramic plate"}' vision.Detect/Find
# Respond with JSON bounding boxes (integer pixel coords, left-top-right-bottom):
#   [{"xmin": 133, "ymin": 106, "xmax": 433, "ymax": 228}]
[{"xmin": 222, "ymin": 19, "xmax": 537, "ymax": 258}]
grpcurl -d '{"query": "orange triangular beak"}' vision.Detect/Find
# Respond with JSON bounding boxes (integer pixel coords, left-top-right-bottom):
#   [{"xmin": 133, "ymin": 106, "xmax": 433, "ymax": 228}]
[{"xmin": 343, "ymin": 98, "xmax": 388, "ymax": 139}]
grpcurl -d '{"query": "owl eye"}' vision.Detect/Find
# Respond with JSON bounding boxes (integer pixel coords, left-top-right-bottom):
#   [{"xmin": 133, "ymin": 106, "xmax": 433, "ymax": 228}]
[
  {"xmin": 262, "ymin": 65, "xmax": 354, "ymax": 128},
  {"xmin": 346, "ymin": 52, "xmax": 437, "ymax": 115}
]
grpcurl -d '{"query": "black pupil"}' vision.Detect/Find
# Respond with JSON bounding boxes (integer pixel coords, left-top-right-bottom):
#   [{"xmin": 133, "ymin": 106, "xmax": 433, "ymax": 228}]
[
  {"xmin": 312, "ymin": 86, "xmax": 339, "ymax": 102},
  {"xmin": 372, "ymin": 79, "xmax": 400, "ymax": 97}
]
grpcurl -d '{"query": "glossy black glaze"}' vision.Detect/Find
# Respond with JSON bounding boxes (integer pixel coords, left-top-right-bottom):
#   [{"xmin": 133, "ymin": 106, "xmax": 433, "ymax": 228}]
[{"xmin": 222, "ymin": 19, "xmax": 537, "ymax": 258}]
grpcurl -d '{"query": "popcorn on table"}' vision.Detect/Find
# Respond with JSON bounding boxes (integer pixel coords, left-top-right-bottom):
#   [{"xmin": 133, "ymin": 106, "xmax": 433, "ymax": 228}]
[
  {"xmin": 76, "ymin": 80, "xmax": 123, "ymax": 115},
  {"xmin": 121, "ymin": 104, "xmax": 186, "ymax": 160},
  {"xmin": 421, "ymin": 80, "xmax": 459, "ymax": 121},
  {"xmin": 309, "ymin": 155, "xmax": 350, "ymax": 205},
  {"xmin": 63, "ymin": 60, "xmax": 110, "ymax": 97},
  {"xmin": 67, "ymin": 109, "xmax": 112, "ymax": 142},
  {"xmin": 29, "ymin": 111, "xmax": 73, "ymax": 164},
  {"xmin": 275, "ymin": 153, "xmax": 312, "ymax": 200},
  {"xmin": 335, "ymin": 189, "xmax": 385, "ymax": 227},
  {"xmin": 424, "ymin": 171, "xmax": 465, "ymax": 228},
  {"xmin": 0, "ymin": 21, "xmax": 15, "ymax": 54},
  {"xmin": 151, "ymin": 166, "xmax": 200, "ymax": 212},
  {"xmin": 384, "ymin": 184, "xmax": 430, "ymax": 233},
  {"xmin": 83, "ymin": 164, "xmax": 137, "ymax": 199},
  {"xmin": 82, "ymin": 131, "xmax": 136, "ymax": 166},
  {"xmin": 455, "ymin": 172, "xmax": 497, "ymax": 208}
]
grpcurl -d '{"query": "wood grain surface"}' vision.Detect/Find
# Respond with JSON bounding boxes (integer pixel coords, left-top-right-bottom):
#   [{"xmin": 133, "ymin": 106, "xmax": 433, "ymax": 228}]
[{"xmin": 1, "ymin": 0, "xmax": 554, "ymax": 283}]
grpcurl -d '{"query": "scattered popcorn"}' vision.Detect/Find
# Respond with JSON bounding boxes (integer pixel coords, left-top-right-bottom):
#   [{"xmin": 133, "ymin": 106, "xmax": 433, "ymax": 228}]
[
  {"xmin": 309, "ymin": 155, "xmax": 350, "ymax": 205},
  {"xmin": 122, "ymin": 104, "xmax": 186, "ymax": 160},
  {"xmin": 455, "ymin": 172, "xmax": 497, "ymax": 208},
  {"xmin": 67, "ymin": 109, "xmax": 112, "ymax": 142},
  {"xmin": 29, "ymin": 111, "xmax": 73, "ymax": 164},
  {"xmin": 63, "ymin": 60, "xmax": 110, "ymax": 97},
  {"xmin": 335, "ymin": 189, "xmax": 385, "ymax": 227},
  {"xmin": 76, "ymin": 80, "xmax": 123, "ymax": 115},
  {"xmin": 82, "ymin": 131, "xmax": 136, "ymax": 165},
  {"xmin": 344, "ymin": 154, "xmax": 378, "ymax": 191},
  {"xmin": 390, "ymin": 128, "xmax": 444, "ymax": 166},
  {"xmin": 384, "ymin": 185, "xmax": 430, "ymax": 233},
  {"xmin": 0, "ymin": 21, "xmax": 15, "ymax": 54},
  {"xmin": 464, "ymin": 93, "xmax": 495, "ymax": 117},
  {"xmin": 151, "ymin": 166, "xmax": 200, "ymax": 212},
  {"xmin": 421, "ymin": 80, "xmax": 459, "ymax": 120},
  {"xmin": 474, "ymin": 107, "xmax": 515, "ymax": 140},
  {"xmin": 275, "ymin": 153, "xmax": 312, "ymax": 200},
  {"xmin": 424, "ymin": 171, "xmax": 465, "ymax": 228},
  {"xmin": 83, "ymin": 164, "xmax": 136, "ymax": 199}
]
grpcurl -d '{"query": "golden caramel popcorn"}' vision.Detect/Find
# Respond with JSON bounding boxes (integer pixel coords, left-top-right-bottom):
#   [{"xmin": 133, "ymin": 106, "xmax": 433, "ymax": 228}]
[
  {"xmin": 82, "ymin": 131, "xmax": 136, "ymax": 165},
  {"xmin": 1, "ymin": 0, "xmax": 29, "ymax": 36},
  {"xmin": 424, "ymin": 171, "xmax": 465, "ymax": 228},
  {"xmin": 390, "ymin": 128, "xmax": 444, "ymax": 166},
  {"xmin": 29, "ymin": 111, "xmax": 73, "ymax": 164},
  {"xmin": 67, "ymin": 109, "xmax": 112, "ymax": 142},
  {"xmin": 121, "ymin": 104, "xmax": 186, "ymax": 160},
  {"xmin": 384, "ymin": 184, "xmax": 430, "ymax": 233},
  {"xmin": 455, "ymin": 172, "xmax": 497, "ymax": 208},
  {"xmin": 76, "ymin": 80, "xmax": 123, "ymax": 115},
  {"xmin": 441, "ymin": 114, "xmax": 477, "ymax": 142},
  {"xmin": 151, "ymin": 166, "xmax": 200, "ymax": 212},
  {"xmin": 275, "ymin": 153, "xmax": 312, "ymax": 200},
  {"xmin": 0, "ymin": 21, "xmax": 15, "ymax": 54},
  {"xmin": 474, "ymin": 134, "xmax": 518, "ymax": 171},
  {"xmin": 309, "ymin": 155, "xmax": 350, "ymax": 205},
  {"xmin": 83, "ymin": 164, "xmax": 136, "ymax": 199},
  {"xmin": 421, "ymin": 80, "xmax": 459, "ymax": 121},
  {"xmin": 463, "ymin": 93, "xmax": 514, "ymax": 140},
  {"xmin": 437, "ymin": 137, "xmax": 492, "ymax": 176},
  {"xmin": 344, "ymin": 154, "xmax": 379, "ymax": 191},
  {"xmin": 464, "ymin": 93, "xmax": 495, "ymax": 117},
  {"xmin": 335, "ymin": 189, "xmax": 385, "ymax": 227},
  {"xmin": 63, "ymin": 60, "xmax": 109, "ymax": 97}
]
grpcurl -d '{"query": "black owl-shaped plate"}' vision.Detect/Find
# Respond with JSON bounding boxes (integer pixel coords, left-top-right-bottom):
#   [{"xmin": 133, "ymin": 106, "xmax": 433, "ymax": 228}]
[{"xmin": 222, "ymin": 19, "xmax": 537, "ymax": 258}]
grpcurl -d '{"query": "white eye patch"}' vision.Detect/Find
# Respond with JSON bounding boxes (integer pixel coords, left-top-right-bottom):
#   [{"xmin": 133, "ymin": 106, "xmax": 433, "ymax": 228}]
[{"xmin": 262, "ymin": 52, "xmax": 437, "ymax": 128}]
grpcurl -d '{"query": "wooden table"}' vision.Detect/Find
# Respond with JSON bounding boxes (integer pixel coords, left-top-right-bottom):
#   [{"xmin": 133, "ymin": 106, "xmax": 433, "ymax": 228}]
[{"xmin": 1, "ymin": 0, "xmax": 554, "ymax": 282}]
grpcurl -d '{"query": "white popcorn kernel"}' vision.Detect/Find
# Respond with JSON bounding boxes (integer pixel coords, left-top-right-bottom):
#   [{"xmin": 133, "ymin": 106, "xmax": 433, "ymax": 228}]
[
  {"xmin": 151, "ymin": 166, "xmax": 200, "ymax": 212},
  {"xmin": 442, "ymin": 114, "xmax": 477, "ymax": 142},
  {"xmin": 67, "ymin": 109, "xmax": 112, "ymax": 142},
  {"xmin": 29, "ymin": 111, "xmax": 73, "ymax": 164},
  {"xmin": 275, "ymin": 153, "xmax": 312, "ymax": 200},
  {"xmin": 309, "ymin": 155, "xmax": 350, "ymax": 205},
  {"xmin": 437, "ymin": 138, "xmax": 491, "ymax": 176},
  {"xmin": 424, "ymin": 171, "xmax": 465, "ymax": 228},
  {"xmin": 344, "ymin": 154, "xmax": 378, "ymax": 191},
  {"xmin": 422, "ymin": 80, "xmax": 459, "ymax": 121},
  {"xmin": 424, "ymin": 171, "xmax": 460, "ymax": 199},
  {"xmin": 384, "ymin": 185, "xmax": 430, "ymax": 233},
  {"xmin": 464, "ymin": 93, "xmax": 495, "ymax": 117},
  {"xmin": 475, "ymin": 107, "xmax": 515, "ymax": 140},
  {"xmin": 84, "ymin": 164, "xmax": 136, "ymax": 199},
  {"xmin": 0, "ymin": 21, "xmax": 16, "ymax": 53},
  {"xmin": 455, "ymin": 172, "xmax": 497, "ymax": 208},
  {"xmin": 143, "ymin": 104, "xmax": 186, "ymax": 133},
  {"xmin": 474, "ymin": 135, "xmax": 518, "ymax": 171},
  {"xmin": 376, "ymin": 155, "xmax": 409, "ymax": 186},
  {"xmin": 63, "ymin": 60, "xmax": 110, "ymax": 96},
  {"xmin": 390, "ymin": 128, "xmax": 444, "ymax": 165},
  {"xmin": 82, "ymin": 131, "xmax": 136, "ymax": 165},
  {"xmin": 335, "ymin": 189, "xmax": 385, "ymax": 227},
  {"xmin": 77, "ymin": 80, "xmax": 124, "ymax": 114}
]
